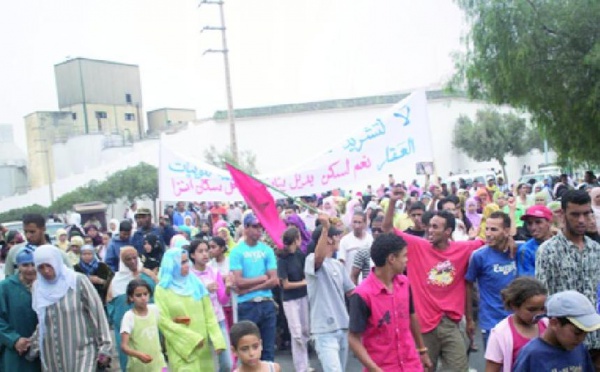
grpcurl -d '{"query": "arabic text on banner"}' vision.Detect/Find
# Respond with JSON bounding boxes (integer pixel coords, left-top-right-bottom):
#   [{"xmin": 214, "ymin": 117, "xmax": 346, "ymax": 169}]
[{"xmin": 159, "ymin": 91, "xmax": 433, "ymax": 201}]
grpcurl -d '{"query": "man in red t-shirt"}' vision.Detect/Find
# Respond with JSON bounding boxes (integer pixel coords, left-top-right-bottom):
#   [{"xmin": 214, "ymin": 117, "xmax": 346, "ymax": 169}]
[{"xmin": 383, "ymin": 185, "xmax": 484, "ymax": 371}]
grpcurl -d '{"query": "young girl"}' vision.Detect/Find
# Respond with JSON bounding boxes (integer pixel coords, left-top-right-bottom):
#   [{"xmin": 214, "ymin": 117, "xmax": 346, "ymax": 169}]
[
  {"xmin": 120, "ymin": 279, "xmax": 166, "ymax": 372},
  {"xmin": 189, "ymin": 239, "xmax": 233, "ymax": 372},
  {"xmin": 485, "ymin": 277, "xmax": 548, "ymax": 372},
  {"xmin": 276, "ymin": 227, "xmax": 310, "ymax": 372},
  {"xmin": 208, "ymin": 236, "xmax": 235, "ymax": 330}
]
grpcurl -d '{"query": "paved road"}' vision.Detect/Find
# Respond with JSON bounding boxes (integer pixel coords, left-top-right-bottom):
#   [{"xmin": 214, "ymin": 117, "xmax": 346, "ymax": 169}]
[
  {"xmin": 274, "ymin": 333, "xmax": 486, "ymax": 371},
  {"xmin": 108, "ymin": 327, "xmax": 487, "ymax": 371}
]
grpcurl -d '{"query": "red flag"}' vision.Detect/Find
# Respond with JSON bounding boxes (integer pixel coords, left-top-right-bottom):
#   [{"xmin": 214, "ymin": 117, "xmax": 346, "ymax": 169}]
[{"xmin": 226, "ymin": 164, "xmax": 286, "ymax": 249}]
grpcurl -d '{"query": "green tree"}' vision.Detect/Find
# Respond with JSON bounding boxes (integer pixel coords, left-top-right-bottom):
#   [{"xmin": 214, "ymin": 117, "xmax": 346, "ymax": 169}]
[
  {"xmin": 0, "ymin": 163, "xmax": 159, "ymax": 220},
  {"xmin": 104, "ymin": 162, "xmax": 158, "ymax": 203},
  {"xmin": 204, "ymin": 145, "xmax": 258, "ymax": 174},
  {"xmin": 452, "ymin": 108, "xmax": 542, "ymax": 182},
  {"xmin": 0, "ymin": 204, "xmax": 49, "ymax": 224},
  {"xmin": 450, "ymin": 0, "xmax": 600, "ymax": 166}
]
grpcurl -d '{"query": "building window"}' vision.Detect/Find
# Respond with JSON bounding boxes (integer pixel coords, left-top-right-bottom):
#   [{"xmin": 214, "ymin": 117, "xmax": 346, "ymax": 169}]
[
  {"xmin": 125, "ymin": 113, "xmax": 136, "ymax": 121},
  {"xmin": 72, "ymin": 113, "xmax": 77, "ymax": 120},
  {"xmin": 95, "ymin": 111, "xmax": 107, "ymax": 119},
  {"xmin": 125, "ymin": 93, "xmax": 132, "ymax": 104}
]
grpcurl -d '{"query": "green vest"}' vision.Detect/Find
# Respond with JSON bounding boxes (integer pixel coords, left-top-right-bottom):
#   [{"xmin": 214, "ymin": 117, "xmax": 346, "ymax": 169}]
[{"xmin": 127, "ymin": 308, "xmax": 166, "ymax": 372}]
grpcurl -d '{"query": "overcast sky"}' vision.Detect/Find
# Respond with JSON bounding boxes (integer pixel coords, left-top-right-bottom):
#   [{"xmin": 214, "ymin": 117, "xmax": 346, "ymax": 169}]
[{"xmin": 0, "ymin": 0, "xmax": 465, "ymax": 151}]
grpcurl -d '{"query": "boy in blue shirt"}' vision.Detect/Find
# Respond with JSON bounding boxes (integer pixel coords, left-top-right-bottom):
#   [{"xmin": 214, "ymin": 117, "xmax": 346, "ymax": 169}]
[
  {"xmin": 465, "ymin": 211, "xmax": 516, "ymax": 349},
  {"xmin": 513, "ymin": 290, "xmax": 600, "ymax": 372},
  {"xmin": 230, "ymin": 213, "xmax": 279, "ymax": 361}
]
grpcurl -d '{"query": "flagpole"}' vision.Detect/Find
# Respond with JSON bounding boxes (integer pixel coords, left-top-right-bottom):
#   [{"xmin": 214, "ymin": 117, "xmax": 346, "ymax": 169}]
[{"xmin": 226, "ymin": 162, "xmax": 320, "ymax": 214}]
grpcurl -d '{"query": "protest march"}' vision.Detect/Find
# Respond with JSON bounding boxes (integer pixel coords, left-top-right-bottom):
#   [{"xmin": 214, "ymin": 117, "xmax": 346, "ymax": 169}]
[{"xmin": 1, "ymin": 89, "xmax": 600, "ymax": 372}]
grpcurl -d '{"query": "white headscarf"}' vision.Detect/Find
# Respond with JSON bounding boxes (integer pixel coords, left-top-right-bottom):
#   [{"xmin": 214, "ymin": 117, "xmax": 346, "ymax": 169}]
[
  {"xmin": 110, "ymin": 247, "xmax": 143, "ymax": 298},
  {"xmin": 590, "ymin": 187, "xmax": 600, "ymax": 229},
  {"xmin": 108, "ymin": 218, "xmax": 120, "ymax": 236},
  {"xmin": 32, "ymin": 245, "xmax": 78, "ymax": 358}
]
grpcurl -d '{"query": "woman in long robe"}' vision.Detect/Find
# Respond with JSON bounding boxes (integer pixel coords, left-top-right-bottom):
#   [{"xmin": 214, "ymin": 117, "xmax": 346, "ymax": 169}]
[
  {"xmin": 0, "ymin": 247, "xmax": 40, "ymax": 371},
  {"xmin": 155, "ymin": 248, "xmax": 226, "ymax": 371},
  {"xmin": 31, "ymin": 245, "xmax": 112, "ymax": 371},
  {"xmin": 106, "ymin": 246, "xmax": 157, "ymax": 371}
]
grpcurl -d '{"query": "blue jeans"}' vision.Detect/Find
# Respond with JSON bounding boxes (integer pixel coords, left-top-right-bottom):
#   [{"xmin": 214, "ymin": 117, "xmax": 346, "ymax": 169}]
[
  {"xmin": 313, "ymin": 329, "xmax": 349, "ymax": 372},
  {"xmin": 238, "ymin": 300, "xmax": 277, "ymax": 361},
  {"xmin": 211, "ymin": 320, "xmax": 233, "ymax": 372}
]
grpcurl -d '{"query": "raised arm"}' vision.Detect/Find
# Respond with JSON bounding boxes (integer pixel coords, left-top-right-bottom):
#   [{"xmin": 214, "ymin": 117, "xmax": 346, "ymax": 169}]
[{"xmin": 314, "ymin": 214, "xmax": 332, "ymax": 271}]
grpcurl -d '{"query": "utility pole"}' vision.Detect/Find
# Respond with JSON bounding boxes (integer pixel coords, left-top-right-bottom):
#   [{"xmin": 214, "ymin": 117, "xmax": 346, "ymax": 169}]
[{"xmin": 199, "ymin": 0, "xmax": 238, "ymax": 163}]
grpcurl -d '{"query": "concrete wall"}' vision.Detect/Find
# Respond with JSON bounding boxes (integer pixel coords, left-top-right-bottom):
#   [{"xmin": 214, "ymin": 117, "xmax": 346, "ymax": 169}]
[
  {"xmin": 24, "ymin": 111, "xmax": 73, "ymax": 188},
  {"xmin": 51, "ymin": 134, "xmax": 105, "ymax": 176},
  {"xmin": 0, "ymin": 166, "xmax": 28, "ymax": 197},
  {"xmin": 7, "ymin": 94, "xmax": 557, "ymax": 212},
  {"xmin": 55, "ymin": 58, "xmax": 142, "ymax": 108},
  {"xmin": 147, "ymin": 108, "xmax": 196, "ymax": 134},
  {"xmin": 60, "ymin": 103, "xmax": 143, "ymax": 139}
]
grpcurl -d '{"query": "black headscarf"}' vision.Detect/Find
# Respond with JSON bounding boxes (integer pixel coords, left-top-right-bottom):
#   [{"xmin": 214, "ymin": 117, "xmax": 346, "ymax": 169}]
[{"xmin": 141, "ymin": 233, "xmax": 163, "ymax": 270}]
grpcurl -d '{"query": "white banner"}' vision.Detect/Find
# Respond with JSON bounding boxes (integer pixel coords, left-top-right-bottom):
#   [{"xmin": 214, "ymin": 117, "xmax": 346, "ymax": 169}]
[{"xmin": 159, "ymin": 91, "xmax": 433, "ymax": 201}]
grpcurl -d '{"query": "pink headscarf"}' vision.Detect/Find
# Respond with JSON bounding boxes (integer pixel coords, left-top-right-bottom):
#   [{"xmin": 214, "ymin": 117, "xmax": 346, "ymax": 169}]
[
  {"xmin": 343, "ymin": 199, "xmax": 362, "ymax": 228},
  {"xmin": 322, "ymin": 196, "xmax": 338, "ymax": 217},
  {"xmin": 212, "ymin": 219, "xmax": 228, "ymax": 236}
]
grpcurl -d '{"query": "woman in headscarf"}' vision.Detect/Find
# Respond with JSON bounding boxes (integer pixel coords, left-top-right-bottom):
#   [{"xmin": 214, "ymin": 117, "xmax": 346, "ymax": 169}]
[
  {"xmin": 96, "ymin": 233, "xmax": 109, "ymax": 262},
  {"xmin": 141, "ymin": 233, "xmax": 163, "ymax": 273},
  {"xmin": 285, "ymin": 214, "xmax": 311, "ymax": 254},
  {"xmin": 106, "ymin": 246, "xmax": 157, "ymax": 371},
  {"xmin": 322, "ymin": 196, "xmax": 338, "ymax": 217},
  {"xmin": 178, "ymin": 225, "xmax": 193, "ymax": 240},
  {"xmin": 155, "ymin": 248, "xmax": 226, "ymax": 371},
  {"xmin": 84, "ymin": 225, "xmax": 103, "ymax": 247},
  {"xmin": 108, "ymin": 218, "xmax": 120, "ymax": 237},
  {"xmin": 475, "ymin": 187, "xmax": 490, "ymax": 212},
  {"xmin": 217, "ymin": 226, "xmax": 236, "ymax": 253},
  {"xmin": 212, "ymin": 219, "xmax": 229, "ymax": 237},
  {"xmin": 74, "ymin": 244, "xmax": 113, "ymax": 304},
  {"xmin": 465, "ymin": 197, "xmax": 482, "ymax": 230},
  {"xmin": 31, "ymin": 245, "xmax": 112, "ymax": 371},
  {"xmin": 0, "ymin": 247, "xmax": 40, "ymax": 371},
  {"xmin": 477, "ymin": 203, "xmax": 501, "ymax": 240},
  {"xmin": 54, "ymin": 228, "xmax": 69, "ymax": 251},
  {"xmin": 590, "ymin": 187, "xmax": 600, "ymax": 229},
  {"xmin": 183, "ymin": 215, "xmax": 199, "ymax": 237},
  {"xmin": 342, "ymin": 198, "xmax": 362, "ymax": 228}
]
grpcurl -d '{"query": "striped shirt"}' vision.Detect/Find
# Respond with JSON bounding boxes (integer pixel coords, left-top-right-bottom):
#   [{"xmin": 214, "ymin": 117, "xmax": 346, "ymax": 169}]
[{"xmin": 32, "ymin": 274, "xmax": 113, "ymax": 371}]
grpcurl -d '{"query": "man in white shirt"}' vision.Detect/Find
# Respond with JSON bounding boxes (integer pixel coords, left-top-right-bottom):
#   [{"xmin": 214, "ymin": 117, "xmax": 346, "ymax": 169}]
[{"xmin": 338, "ymin": 212, "xmax": 373, "ymax": 276}]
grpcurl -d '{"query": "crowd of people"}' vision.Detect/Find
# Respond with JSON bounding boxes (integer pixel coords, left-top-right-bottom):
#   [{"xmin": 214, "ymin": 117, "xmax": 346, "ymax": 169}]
[{"xmin": 0, "ymin": 170, "xmax": 600, "ymax": 371}]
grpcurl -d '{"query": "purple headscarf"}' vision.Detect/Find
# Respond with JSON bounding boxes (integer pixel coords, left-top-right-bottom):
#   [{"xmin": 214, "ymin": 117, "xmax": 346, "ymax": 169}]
[
  {"xmin": 285, "ymin": 214, "xmax": 311, "ymax": 254},
  {"xmin": 465, "ymin": 197, "xmax": 482, "ymax": 229}
]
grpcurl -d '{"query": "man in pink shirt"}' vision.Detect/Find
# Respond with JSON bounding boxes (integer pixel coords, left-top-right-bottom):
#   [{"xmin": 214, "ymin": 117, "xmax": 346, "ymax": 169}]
[{"xmin": 383, "ymin": 185, "xmax": 484, "ymax": 371}]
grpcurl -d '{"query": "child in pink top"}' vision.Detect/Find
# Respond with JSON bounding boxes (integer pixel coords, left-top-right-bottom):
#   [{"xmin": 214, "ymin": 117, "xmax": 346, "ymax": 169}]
[
  {"xmin": 189, "ymin": 239, "xmax": 233, "ymax": 372},
  {"xmin": 485, "ymin": 277, "xmax": 548, "ymax": 372}
]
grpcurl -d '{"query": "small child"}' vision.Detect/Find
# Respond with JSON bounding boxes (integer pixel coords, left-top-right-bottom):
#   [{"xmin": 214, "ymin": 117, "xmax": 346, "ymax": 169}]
[
  {"xmin": 485, "ymin": 277, "xmax": 548, "ymax": 371},
  {"xmin": 513, "ymin": 290, "xmax": 600, "ymax": 371},
  {"xmin": 230, "ymin": 321, "xmax": 281, "ymax": 372},
  {"xmin": 120, "ymin": 279, "xmax": 167, "ymax": 372}
]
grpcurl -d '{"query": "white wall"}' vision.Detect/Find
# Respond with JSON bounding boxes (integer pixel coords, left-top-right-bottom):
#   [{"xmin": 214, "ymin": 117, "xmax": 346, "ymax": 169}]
[{"xmin": 0, "ymin": 95, "xmax": 556, "ymax": 212}]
